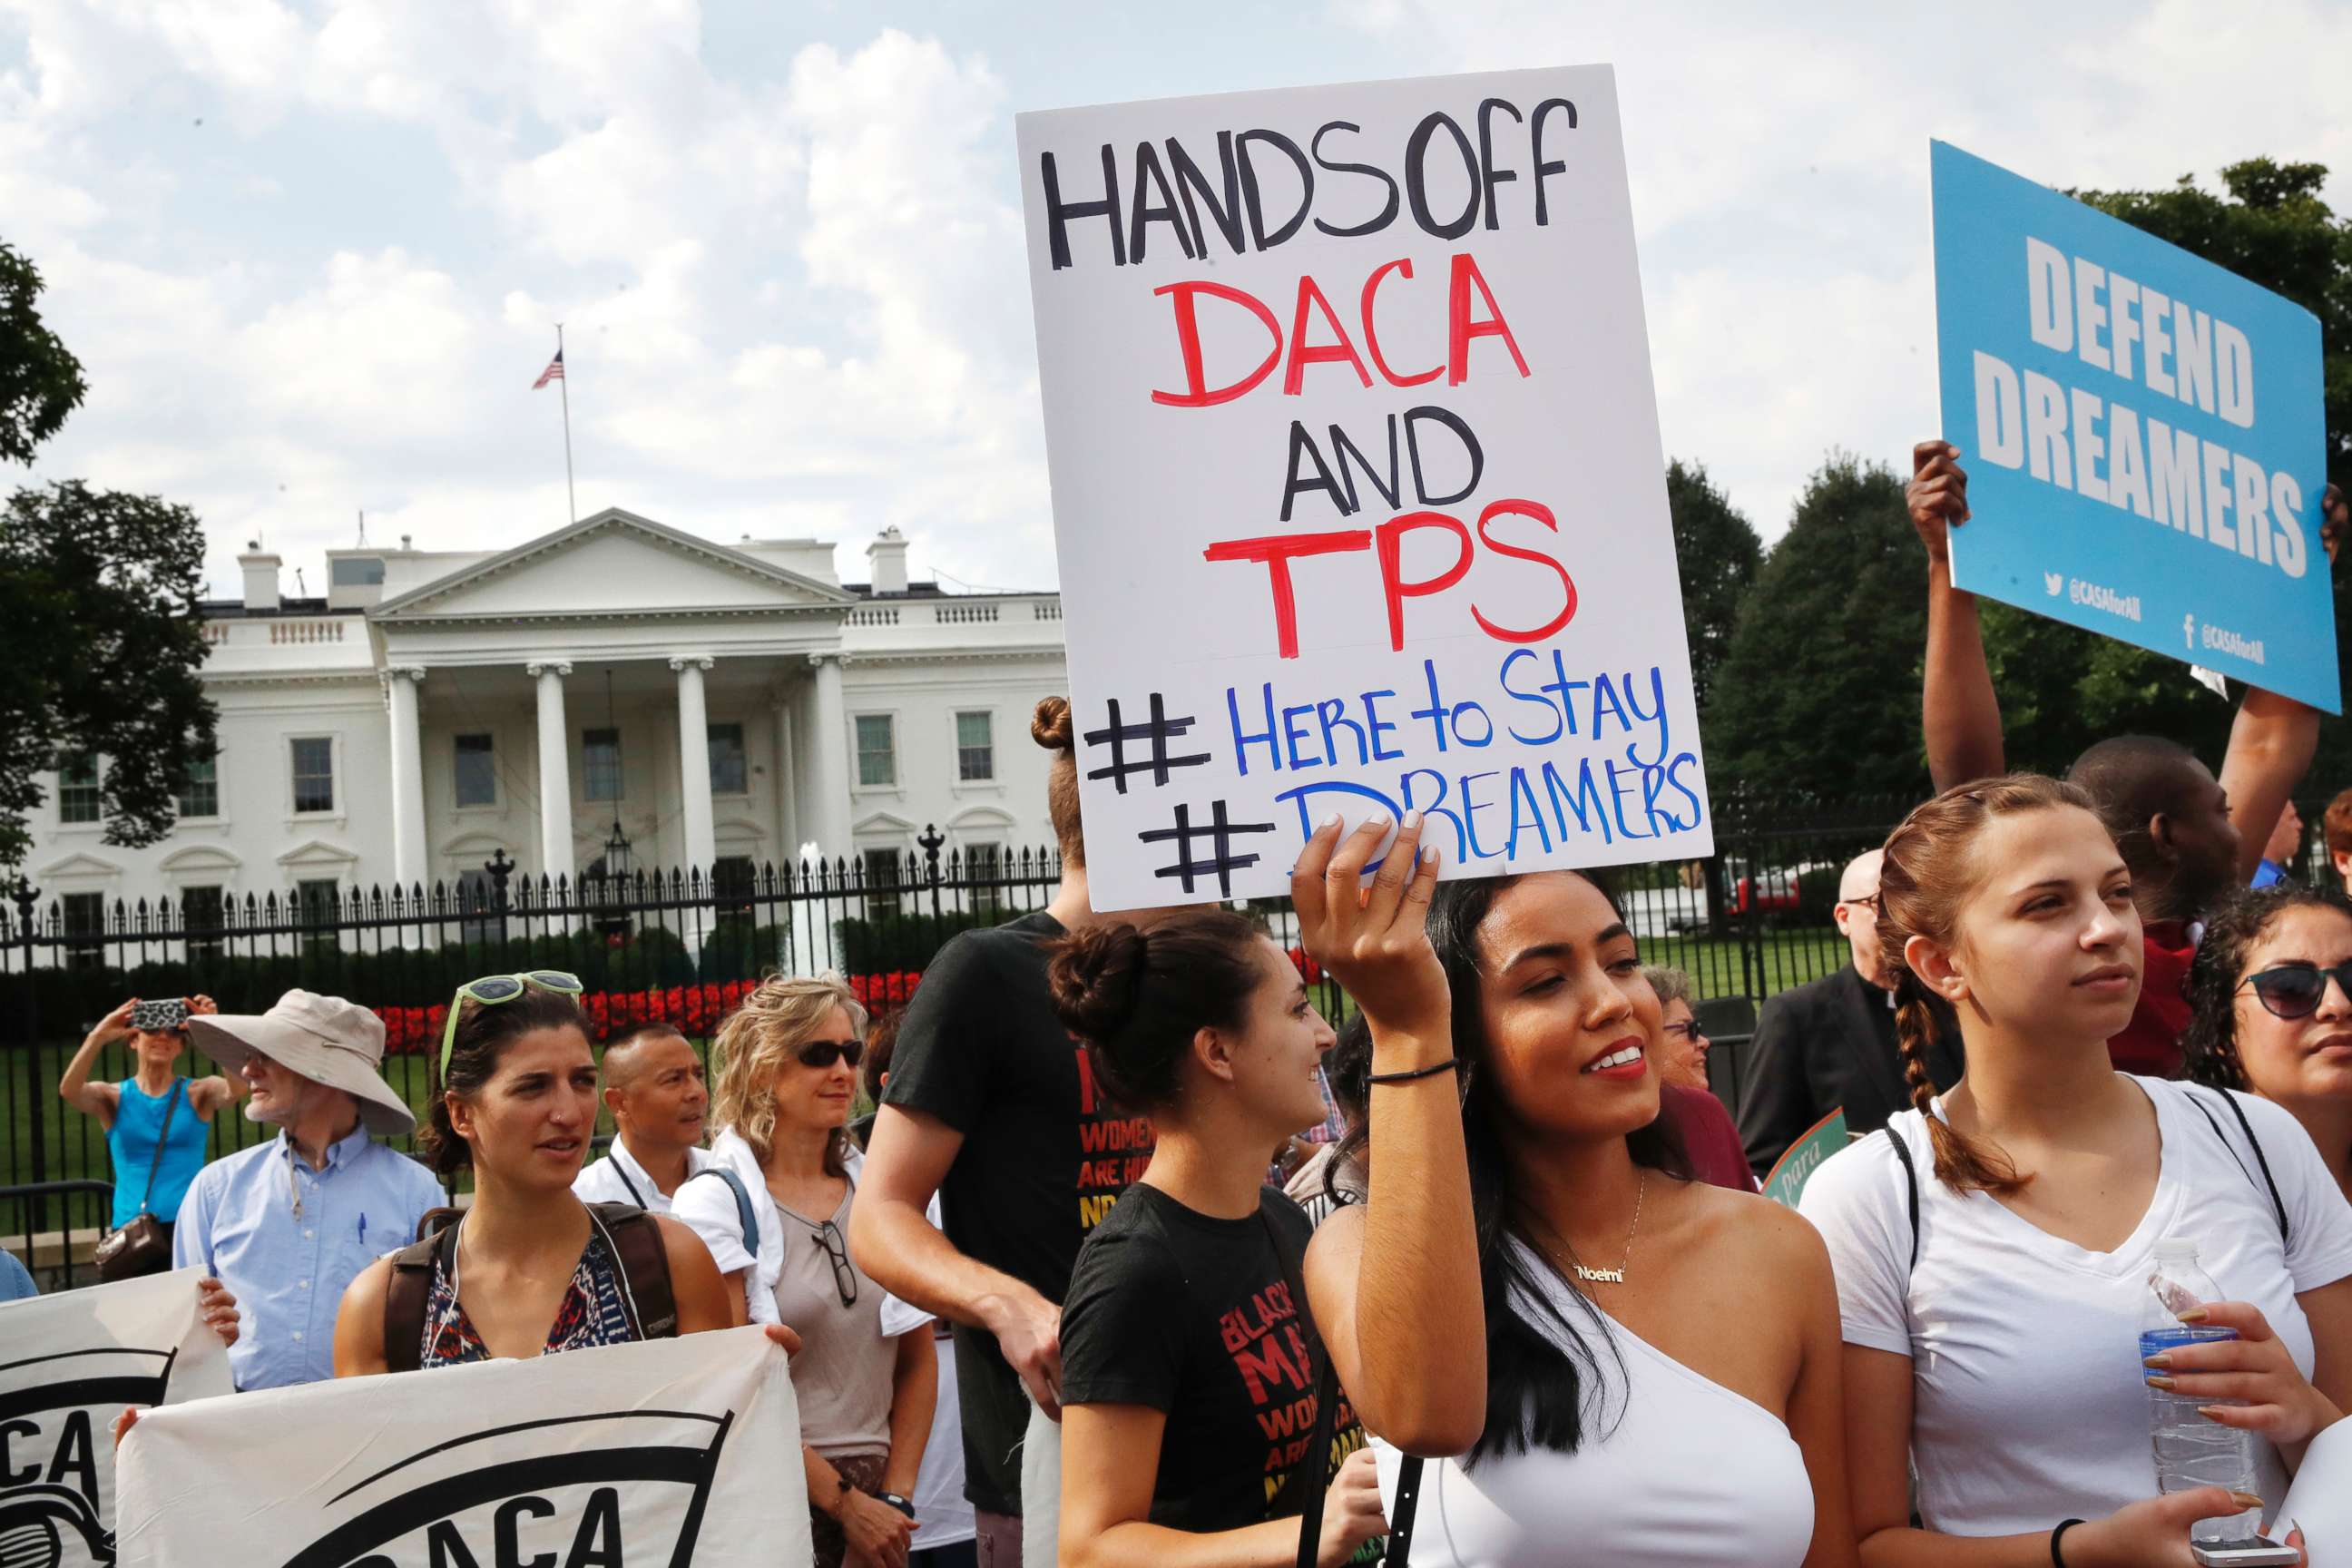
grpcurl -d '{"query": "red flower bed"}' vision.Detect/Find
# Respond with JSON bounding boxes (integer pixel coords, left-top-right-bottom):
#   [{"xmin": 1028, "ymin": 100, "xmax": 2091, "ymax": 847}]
[{"xmin": 376, "ymin": 972, "xmax": 927, "ymax": 1054}]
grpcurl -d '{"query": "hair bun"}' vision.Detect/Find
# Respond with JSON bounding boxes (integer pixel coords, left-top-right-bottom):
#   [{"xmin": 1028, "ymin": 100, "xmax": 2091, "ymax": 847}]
[
  {"xmin": 1032, "ymin": 695, "xmax": 1075, "ymax": 754},
  {"xmin": 1046, "ymin": 924, "xmax": 1149, "ymax": 1043}
]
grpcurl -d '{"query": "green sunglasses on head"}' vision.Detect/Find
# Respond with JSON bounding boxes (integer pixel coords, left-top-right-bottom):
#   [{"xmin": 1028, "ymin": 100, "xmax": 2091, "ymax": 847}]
[{"xmin": 439, "ymin": 970, "xmax": 586, "ymax": 1078}]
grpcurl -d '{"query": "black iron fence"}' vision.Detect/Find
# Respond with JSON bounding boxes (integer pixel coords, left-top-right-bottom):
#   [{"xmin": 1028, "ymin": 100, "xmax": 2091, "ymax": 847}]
[{"xmin": 3, "ymin": 804, "xmax": 1923, "ymax": 1275}]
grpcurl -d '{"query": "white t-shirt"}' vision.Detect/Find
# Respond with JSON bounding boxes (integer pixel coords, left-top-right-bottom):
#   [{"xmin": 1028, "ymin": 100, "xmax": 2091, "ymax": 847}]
[
  {"xmin": 881, "ymin": 1195, "xmax": 973, "ymax": 1551},
  {"xmin": 1800, "ymin": 1078, "xmax": 2352, "ymax": 1535}
]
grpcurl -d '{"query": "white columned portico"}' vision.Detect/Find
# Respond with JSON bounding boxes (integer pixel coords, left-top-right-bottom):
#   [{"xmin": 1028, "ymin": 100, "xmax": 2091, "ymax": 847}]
[
  {"xmin": 527, "ymin": 661, "xmax": 575, "ymax": 884},
  {"xmin": 803, "ymin": 652, "xmax": 853, "ymax": 862},
  {"xmin": 383, "ymin": 666, "xmax": 428, "ymax": 891},
  {"xmin": 771, "ymin": 695, "xmax": 799, "ymax": 860},
  {"xmin": 671, "ymin": 655, "xmax": 717, "ymax": 877}
]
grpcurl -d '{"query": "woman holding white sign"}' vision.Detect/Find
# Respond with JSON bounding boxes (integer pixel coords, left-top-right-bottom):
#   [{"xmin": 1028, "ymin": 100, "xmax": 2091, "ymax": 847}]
[
  {"xmin": 1801, "ymin": 777, "xmax": 2351, "ymax": 1564},
  {"xmin": 1293, "ymin": 814, "xmax": 1854, "ymax": 1568}
]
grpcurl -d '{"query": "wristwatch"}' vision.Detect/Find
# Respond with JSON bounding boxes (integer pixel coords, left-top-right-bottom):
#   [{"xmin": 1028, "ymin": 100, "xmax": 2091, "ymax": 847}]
[{"xmin": 879, "ymin": 1492, "xmax": 916, "ymax": 1520}]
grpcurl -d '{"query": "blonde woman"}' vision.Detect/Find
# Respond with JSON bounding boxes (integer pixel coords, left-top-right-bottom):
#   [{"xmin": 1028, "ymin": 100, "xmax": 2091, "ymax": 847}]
[{"xmin": 675, "ymin": 975, "xmax": 938, "ymax": 1568}]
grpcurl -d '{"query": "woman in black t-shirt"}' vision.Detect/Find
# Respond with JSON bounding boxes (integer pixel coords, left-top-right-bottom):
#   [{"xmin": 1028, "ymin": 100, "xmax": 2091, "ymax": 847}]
[{"xmin": 1046, "ymin": 908, "xmax": 1387, "ymax": 1568}]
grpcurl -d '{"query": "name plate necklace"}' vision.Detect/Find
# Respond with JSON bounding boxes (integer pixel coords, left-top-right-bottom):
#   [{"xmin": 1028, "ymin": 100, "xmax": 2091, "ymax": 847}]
[{"xmin": 1572, "ymin": 1171, "xmax": 1646, "ymax": 1286}]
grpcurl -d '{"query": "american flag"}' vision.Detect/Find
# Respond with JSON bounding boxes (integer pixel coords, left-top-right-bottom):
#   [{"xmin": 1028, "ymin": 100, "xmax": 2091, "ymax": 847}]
[{"xmin": 533, "ymin": 348, "xmax": 564, "ymax": 389}]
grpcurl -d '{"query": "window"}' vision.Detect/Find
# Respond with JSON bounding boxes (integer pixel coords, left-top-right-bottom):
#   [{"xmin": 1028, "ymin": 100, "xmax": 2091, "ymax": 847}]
[
  {"xmin": 454, "ymin": 733, "xmax": 496, "ymax": 808},
  {"xmin": 61, "ymin": 892, "xmax": 105, "ymax": 969},
  {"xmin": 862, "ymin": 848, "xmax": 902, "ymax": 915},
  {"xmin": 175, "ymin": 751, "xmax": 219, "ymax": 818},
  {"xmin": 711, "ymin": 855, "xmax": 756, "ymax": 918},
  {"xmin": 290, "ymin": 738, "xmax": 335, "ymax": 814},
  {"xmin": 182, "ymin": 884, "xmax": 224, "ymax": 959},
  {"xmin": 330, "ymin": 557, "xmax": 385, "ymax": 586},
  {"xmin": 583, "ymin": 728, "xmax": 622, "ymax": 802},
  {"xmin": 855, "ymin": 715, "xmax": 897, "ymax": 788},
  {"xmin": 456, "ymin": 868, "xmax": 495, "ymax": 944},
  {"xmin": 57, "ymin": 752, "xmax": 100, "ymax": 825},
  {"xmin": 956, "ymin": 710, "xmax": 995, "ymax": 782},
  {"xmin": 708, "ymin": 723, "xmax": 748, "ymax": 796}
]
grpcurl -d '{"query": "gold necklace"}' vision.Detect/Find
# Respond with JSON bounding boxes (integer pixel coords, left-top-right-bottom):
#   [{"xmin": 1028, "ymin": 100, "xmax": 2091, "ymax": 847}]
[{"xmin": 1570, "ymin": 1171, "xmax": 1647, "ymax": 1286}]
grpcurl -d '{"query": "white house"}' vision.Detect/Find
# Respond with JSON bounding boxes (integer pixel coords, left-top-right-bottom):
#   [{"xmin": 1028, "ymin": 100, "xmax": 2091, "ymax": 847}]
[{"xmin": 25, "ymin": 508, "xmax": 1070, "ymax": 929}]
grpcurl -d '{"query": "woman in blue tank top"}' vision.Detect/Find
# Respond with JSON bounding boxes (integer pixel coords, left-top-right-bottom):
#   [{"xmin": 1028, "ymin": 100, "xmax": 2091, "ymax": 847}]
[{"xmin": 59, "ymin": 995, "xmax": 243, "ymax": 1230}]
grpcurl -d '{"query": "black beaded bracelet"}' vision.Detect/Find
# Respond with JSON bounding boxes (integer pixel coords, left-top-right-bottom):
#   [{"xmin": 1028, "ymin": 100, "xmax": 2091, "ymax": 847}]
[
  {"xmin": 2050, "ymin": 1518, "xmax": 2085, "ymax": 1566},
  {"xmin": 1367, "ymin": 1057, "xmax": 1459, "ymax": 1085}
]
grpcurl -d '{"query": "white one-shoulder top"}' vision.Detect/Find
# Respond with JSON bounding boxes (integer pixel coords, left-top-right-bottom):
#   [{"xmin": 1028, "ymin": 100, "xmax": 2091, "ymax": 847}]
[{"xmin": 1375, "ymin": 1242, "xmax": 1814, "ymax": 1567}]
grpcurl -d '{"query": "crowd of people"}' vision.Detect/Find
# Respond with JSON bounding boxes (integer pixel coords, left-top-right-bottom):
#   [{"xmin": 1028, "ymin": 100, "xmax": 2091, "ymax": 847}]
[{"xmin": 14, "ymin": 459, "xmax": 2352, "ymax": 1566}]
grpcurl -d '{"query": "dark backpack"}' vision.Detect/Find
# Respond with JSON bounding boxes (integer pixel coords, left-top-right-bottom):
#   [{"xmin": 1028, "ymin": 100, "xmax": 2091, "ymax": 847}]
[{"xmin": 381, "ymin": 1201, "xmax": 679, "ymax": 1373}]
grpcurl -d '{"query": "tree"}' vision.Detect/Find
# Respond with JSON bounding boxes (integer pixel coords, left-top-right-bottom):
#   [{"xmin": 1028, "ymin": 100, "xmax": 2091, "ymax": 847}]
[
  {"xmin": 0, "ymin": 241, "xmax": 88, "ymax": 466},
  {"xmin": 0, "ymin": 482, "xmax": 217, "ymax": 870},
  {"xmin": 1666, "ymin": 458, "xmax": 1763, "ymax": 727},
  {"xmin": 1707, "ymin": 453, "xmax": 1931, "ymax": 800},
  {"xmin": 1973, "ymin": 162, "xmax": 2352, "ymax": 787}
]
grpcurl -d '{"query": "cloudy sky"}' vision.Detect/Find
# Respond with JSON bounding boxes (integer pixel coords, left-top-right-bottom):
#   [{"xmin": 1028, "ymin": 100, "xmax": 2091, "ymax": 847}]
[{"xmin": 3, "ymin": 0, "xmax": 2345, "ymax": 598}]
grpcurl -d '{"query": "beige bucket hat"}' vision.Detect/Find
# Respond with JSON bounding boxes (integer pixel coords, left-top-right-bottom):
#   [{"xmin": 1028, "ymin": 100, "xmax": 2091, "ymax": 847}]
[{"xmin": 187, "ymin": 989, "xmax": 415, "ymax": 1135}]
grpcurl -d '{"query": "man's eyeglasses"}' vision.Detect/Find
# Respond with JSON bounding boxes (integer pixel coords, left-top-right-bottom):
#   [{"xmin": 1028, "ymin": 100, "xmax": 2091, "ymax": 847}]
[
  {"xmin": 2239, "ymin": 960, "xmax": 2352, "ymax": 1020},
  {"xmin": 1841, "ymin": 892, "xmax": 1884, "ymax": 914}
]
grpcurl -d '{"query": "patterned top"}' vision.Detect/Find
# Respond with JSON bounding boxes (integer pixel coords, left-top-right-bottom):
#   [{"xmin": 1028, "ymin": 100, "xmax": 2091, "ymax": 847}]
[{"xmin": 419, "ymin": 1217, "xmax": 640, "ymax": 1367}]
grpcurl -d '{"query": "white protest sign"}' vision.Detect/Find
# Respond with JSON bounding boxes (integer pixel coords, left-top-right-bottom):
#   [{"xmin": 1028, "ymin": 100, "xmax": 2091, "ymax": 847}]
[
  {"xmin": 115, "ymin": 1326, "xmax": 808, "ymax": 1568},
  {"xmin": 2280, "ymin": 1416, "xmax": 2352, "ymax": 1564},
  {"xmin": 1018, "ymin": 66, "xmax": 1711, "ymax": 910},
  {"xmin": 0, "ymin": 1266, "xmax": 231, "ymax": 1568}
]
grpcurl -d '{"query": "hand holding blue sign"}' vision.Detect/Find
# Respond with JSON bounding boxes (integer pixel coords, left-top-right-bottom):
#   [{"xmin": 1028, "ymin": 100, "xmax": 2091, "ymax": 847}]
[{"xmin": 1930, "ymin": 142, "xmax": 2337, "ymax": 714}]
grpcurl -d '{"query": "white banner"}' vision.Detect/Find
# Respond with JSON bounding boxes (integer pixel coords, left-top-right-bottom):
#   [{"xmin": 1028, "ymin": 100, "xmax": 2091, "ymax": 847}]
[
  {"xmin": 1018, "ymin": 65, "xmax": 1712, "ymax": 910},
  {"xmin": 0, "ymin": 1265, "xmax": 231, "ymax": 1568},
  {"xmin": 115, "ymin": 1326, "xmax": 808, "ymax": 1568}
]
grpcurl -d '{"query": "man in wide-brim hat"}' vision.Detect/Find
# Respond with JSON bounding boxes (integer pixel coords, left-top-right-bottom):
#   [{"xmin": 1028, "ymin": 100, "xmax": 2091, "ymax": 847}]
[{"xmin": 172, "ymin": 989, "xmax": 443, "ymax": 1390}]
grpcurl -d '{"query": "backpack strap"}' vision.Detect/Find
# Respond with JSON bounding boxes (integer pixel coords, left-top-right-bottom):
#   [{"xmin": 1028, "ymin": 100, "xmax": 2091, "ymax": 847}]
[
  {"xmin": 381, "ymin": 1221, "xmax": 459, "ymax": 1375},
  {"xmin": 686, "ymin": 1165, "xmax": 760, "ymax": 1254},
  {"xmin": 1882, "ymin": 1126, "xmax": 1920, "ymax": 1275},
  {"xmin": 587, "ymin": 1202, "xmax": 678, "ymax": 1340},
  {"xmin": 2186, "ymin": 1087, "xmax": 2289, "ymax": 1246}
]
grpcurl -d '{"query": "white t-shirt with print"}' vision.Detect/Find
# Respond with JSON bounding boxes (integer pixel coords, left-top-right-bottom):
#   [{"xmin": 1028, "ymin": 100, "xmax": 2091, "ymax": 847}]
[{"xmin": 1799, "ymin": 1078, "xmax": 2352, "ymax": 1536}]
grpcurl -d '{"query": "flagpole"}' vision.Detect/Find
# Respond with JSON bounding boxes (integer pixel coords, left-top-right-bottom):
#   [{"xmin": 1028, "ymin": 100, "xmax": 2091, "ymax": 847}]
[{"xmin": 556, "ymin": 321, "xmax": 577, "ymax": 524}]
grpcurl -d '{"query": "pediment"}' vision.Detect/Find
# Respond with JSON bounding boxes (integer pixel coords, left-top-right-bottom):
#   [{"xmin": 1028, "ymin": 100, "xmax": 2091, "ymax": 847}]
[
  {"xmin": 276, "ymin": 838, "xmax": 358, "ymax": 869},
  {"xmin": 854, "ymin": 810, "xmax": 919, "ymax": 838},
  {"xmin": 160, "ymin": 846, "xmax": 242, "ymax": 874},
  {"xmin": 948, "ymin": 806, "xmax": 1016, "ymax": 831},
  {"xmin": 37, "ymin": 852, "xmax": 122, "ymax": 880},
  {"xmin": 372, "ymin": 509, "xmax": 854, "ymax": 622}
]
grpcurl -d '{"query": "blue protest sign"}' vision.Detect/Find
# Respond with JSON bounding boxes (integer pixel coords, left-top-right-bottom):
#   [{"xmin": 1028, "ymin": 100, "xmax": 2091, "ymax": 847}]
[{"xmin": 1932, "ymin": 141, "xmax": 2336, "ymax": 713}]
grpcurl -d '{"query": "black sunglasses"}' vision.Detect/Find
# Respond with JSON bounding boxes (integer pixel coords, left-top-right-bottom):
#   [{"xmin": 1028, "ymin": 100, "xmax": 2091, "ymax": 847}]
[
  {"xmin": 2240, "ymin": 961, "xmax": 2352, "ymax": 1020},
  {"xmin": 796, "ymin": 1038, "xmax": 865, "ymax": 1070}
]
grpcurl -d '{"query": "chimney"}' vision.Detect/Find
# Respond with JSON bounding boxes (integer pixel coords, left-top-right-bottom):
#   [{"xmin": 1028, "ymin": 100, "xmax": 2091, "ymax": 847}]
[
  {"xmin": 866, "ymin": 526, "xmax": 909, "ymax": 596},
  {"xmin": 239, "ymin": 544, "xmax": 282, "ymax": 612}
]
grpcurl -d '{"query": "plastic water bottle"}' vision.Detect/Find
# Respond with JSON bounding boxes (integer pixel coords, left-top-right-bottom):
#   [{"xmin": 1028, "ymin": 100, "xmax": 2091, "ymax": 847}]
[{"xmin": 2141, "ymin": 1237, "xmax": 2258, "ymax": 1543}]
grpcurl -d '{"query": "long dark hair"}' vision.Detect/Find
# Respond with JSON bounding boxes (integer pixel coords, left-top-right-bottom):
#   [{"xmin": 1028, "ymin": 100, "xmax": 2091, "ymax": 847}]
[
  {"xmin": 2184, "ymin": 882, "xmax": 2352, "ymax": 1091},
  {"xmin": 1330, "ymin": 870, "xmax": 1689, "ymax": 1460}
]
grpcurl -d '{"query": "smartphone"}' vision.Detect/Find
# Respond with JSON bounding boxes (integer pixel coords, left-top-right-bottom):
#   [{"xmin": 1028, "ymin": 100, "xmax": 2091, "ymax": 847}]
[
  {"xmin": 2190, "ymin": 1539, "xmax": 2299, "ymax": 1566},
  {"xmin": 129, "ymin": 998, "xmax": 191, "ymax": 1033}
]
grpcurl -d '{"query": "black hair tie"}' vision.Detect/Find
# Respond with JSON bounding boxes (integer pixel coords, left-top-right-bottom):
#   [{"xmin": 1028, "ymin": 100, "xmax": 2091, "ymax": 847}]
[{"xmin": 1367, "ymin": 1057, "xmax": 1458, "ymax": 1085}]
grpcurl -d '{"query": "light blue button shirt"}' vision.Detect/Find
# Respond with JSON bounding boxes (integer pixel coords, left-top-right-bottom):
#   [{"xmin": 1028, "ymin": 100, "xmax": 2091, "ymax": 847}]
[{"xmin": 172, "ymin": 1122, "xmax": 443, "ymax": 1389}]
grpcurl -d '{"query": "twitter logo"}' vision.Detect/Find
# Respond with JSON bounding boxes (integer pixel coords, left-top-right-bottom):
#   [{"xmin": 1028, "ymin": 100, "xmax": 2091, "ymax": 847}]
[{"xmin": 2043, "ymin": 572, "xmax": 2063, "ymax": 596}]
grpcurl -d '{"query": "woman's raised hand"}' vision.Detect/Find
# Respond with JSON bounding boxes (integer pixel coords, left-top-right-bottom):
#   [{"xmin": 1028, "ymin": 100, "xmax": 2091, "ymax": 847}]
[{"xmin": 1291, "ymin": 812, "xmax": 1446, "ymax": 1036}]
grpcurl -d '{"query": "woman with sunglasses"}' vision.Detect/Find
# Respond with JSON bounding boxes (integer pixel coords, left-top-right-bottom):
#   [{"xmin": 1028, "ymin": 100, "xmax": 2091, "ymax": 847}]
[
  {"xmin": 2186, "ymin": 885, "xmax": 2352, "ymax": 1204},
  {"xmin": 677, "ymin": 975, "xmax": 936, "ymax": 1568},
  {"xmin": 331, "ymin": 971, "xmax": 762, "ymax": 1373}
]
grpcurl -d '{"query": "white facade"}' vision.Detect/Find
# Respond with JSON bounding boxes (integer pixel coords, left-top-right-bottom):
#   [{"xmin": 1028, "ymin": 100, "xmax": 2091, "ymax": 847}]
[{"xmin": 25, "ymin": 509, "xmax": 1069, "ymax": 911}]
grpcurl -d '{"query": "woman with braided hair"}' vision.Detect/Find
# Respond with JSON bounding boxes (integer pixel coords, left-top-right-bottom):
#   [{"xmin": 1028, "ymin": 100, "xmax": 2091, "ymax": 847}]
[
  {"xmin": 2183, "ymin": 885, "xmax": 2352, "ymax": 1205},
  {"xmin": 1800, "ymin": 775, "xmax": 2352, "ymax": 1565}
]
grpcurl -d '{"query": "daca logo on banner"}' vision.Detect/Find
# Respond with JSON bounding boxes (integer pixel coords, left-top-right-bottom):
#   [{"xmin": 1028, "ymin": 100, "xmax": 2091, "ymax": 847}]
[
  {"xmin": 0, "ymin": 1347, "xmax": 178, "ymax": 1566},
  {"xmin": 277, "ymin": 1409, "xmax": 736, "ymax": 1568}
]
